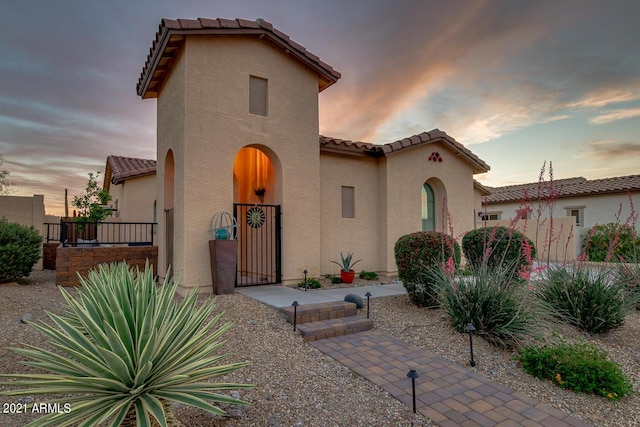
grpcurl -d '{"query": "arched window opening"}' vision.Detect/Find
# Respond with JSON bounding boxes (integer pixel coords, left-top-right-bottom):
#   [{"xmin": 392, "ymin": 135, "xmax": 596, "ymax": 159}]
[{"xmin": 422, "ymin": 183, "xmax": 435, "ymax": 231}]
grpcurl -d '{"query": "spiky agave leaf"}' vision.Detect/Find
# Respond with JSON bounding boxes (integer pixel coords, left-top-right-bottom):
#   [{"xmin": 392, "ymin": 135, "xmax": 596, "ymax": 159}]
[{"xmin": 0, "ymin": 261, "xmax": 253, "ymax": 427}]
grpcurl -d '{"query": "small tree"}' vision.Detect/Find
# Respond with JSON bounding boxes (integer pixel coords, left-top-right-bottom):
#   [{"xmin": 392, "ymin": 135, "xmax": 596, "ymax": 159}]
[
  {"xmin": 72, "ymin": 172, "xmax": 112, "ymax": 226},
  {"xmin": 0, "ymin": 155, "xmax": 10, "ymax": 195}
]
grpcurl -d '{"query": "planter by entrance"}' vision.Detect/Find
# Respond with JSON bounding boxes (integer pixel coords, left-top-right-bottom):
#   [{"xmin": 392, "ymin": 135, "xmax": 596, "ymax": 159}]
[
  {"xmin": 209, "ymin": 240, "xmax": 238, "ymax": 295},
  {"xmin": 340, "ymin": 270, "xmax": 356, "ymax": 284}
]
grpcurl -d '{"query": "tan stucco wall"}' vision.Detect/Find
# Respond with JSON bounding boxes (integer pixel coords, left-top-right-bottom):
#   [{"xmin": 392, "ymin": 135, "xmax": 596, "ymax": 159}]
[
  {"xmin": 319, "ymin": 142, "xmax": 480, "ymax": 275},
  {"xmin": 0, "ymin": 194, "xmax": 46, "ymax": 269},
  {"xmin": 108, "ymin": 175, "xmax": 156, "ymax": 223},
  {"xmin": 156, "ymin": 45, "xmax": 186, "ymax": 284},
  {"xmin": 157, "ymin": 35, "xmax": 321, "ymax": 293},
  {"xmin": 319, "ymin": 153, "xmax": 382, "ymax": 276},
  {"xmin": 382, "ymin": 142, "xmax": 478, "ymax": 273}
]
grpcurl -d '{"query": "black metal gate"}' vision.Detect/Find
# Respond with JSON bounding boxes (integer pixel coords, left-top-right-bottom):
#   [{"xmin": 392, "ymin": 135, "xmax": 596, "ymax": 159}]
[{"xmin": 233, "ymin": 204, "xmax": 281, "ymax": 286}]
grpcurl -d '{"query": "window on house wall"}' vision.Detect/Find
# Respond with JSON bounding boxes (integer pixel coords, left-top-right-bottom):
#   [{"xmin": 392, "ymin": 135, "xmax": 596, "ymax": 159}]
[
  {"xmin": 422, "ymin": 183, "xmax": 435, "ymax": 231},
  {"xmin": 249, "ymin": 76, "xmax": 268, "ymax": 116},
  {"xmin": 342, "ymin": 186, "xmax": 355, "ymax": 218},
  {"xmin": 565, "ymin": 206, "xmax": 585, "ymax": 226},
  {"xmin": 480, "ymin": 212, "xmax": 501, "ymax": 221}
]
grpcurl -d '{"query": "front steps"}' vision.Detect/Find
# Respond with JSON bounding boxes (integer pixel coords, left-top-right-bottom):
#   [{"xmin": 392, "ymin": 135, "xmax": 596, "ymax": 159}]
[{"xmin": 279, "ymin": 301, "xmax": 373, "ymax": 342}]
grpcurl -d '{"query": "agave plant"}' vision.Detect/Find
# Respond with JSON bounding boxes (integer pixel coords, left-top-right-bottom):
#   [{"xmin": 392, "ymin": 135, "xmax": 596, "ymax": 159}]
[
  {"xmin": 0, "ymin": 262, "xmax": 252, "ymax": 427},
  {"xmin": 330, "ymin": 251, "xmax": 363, "ymax": 272}
]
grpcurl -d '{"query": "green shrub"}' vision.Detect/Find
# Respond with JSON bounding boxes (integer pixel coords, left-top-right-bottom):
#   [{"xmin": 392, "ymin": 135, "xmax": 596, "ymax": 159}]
[
  {"xmin": 394, "ymin": 231, "xmax": 461, "ymax": 307},
  {"xmin": 359, "ymin": 270, "xmax": 378, "ymax": 280},
  {"xmin": 519, "ymin": 341, "xmax": 633, "ymax": 401},
  {"xmin": 462, "ymin": 226, "xmax": 536, "ymax": 278},
  {"xmin": 0, "ymin": 262, "xmax": 252, "ymax": 426},
  {"xmin": 298, "ymin": 277, "xmax": 321, "ymax": 289},
  {"xmin": 582, "ymin": 223, "xmax": 640, "ymax": 262},
  {"xmin": 428, "ymin": 262, "xmax": 537, "ymax": 347},
  {"xmin": 536, "ymin": 264, "xmax": 637, "ymax": 333},
  {"xmin": 329, "ymin": 275, "xmax": 342, "ymax": 285},
  {"xmin": 0, "ymin": 217, "xmax": 43, "ymax": 283}
]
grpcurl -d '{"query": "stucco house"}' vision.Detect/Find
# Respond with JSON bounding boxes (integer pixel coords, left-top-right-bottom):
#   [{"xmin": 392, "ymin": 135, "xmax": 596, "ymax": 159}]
[
  {"xmin": 481, "ymin": 174, "xmax": 640, "ymax": 261},
  {"xmin": 103, "ymin": 155, "xmax": 157, "ymax": 223},
  {"xmin": 130, "ymin": 17, "xmax": 490, "ymax": 294}
]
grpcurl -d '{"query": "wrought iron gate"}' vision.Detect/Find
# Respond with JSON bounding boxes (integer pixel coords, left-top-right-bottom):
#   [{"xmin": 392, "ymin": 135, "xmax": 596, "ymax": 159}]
[{"xmin": 233, "ymin": 204, "xmax": 281, "ymax": 286}]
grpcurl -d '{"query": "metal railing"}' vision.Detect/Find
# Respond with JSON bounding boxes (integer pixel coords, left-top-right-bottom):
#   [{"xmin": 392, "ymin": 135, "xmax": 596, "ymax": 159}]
[
  {"xmin": 45, "ymin": 222, "xmax": 61, "ymax": 242},
  {"xmin": 59, "ymin": 221, "xmax": 157, "ymax": 247}
]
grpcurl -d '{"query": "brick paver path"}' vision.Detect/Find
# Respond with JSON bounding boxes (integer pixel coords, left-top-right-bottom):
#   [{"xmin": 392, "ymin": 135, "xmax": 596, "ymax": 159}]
[{"xmin": 311, "ymin": 331, "xmax": 590, "ymax": 427}]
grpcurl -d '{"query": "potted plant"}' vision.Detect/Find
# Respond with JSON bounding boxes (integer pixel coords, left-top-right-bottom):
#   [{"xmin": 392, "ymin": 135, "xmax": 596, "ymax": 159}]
[{"xmin": 330, "ymin": 251, "xmax": 363, "ymax": 284}]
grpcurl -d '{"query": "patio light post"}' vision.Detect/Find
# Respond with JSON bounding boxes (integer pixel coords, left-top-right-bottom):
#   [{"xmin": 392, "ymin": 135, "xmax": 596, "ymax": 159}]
[
  {"xmin": 292, "ymin": 301, "xmax": 300, "ymax": 332},
  {"xmin": 407, "ymin": 369, "xmax": 419, "ymax": 413},
  {"xmin": 465, "ymin": 323, "xmax": 476, "ymax": 367},
  {"xmin": 365, "ymin": 292, "xmax": 372, "ymax": 318}
]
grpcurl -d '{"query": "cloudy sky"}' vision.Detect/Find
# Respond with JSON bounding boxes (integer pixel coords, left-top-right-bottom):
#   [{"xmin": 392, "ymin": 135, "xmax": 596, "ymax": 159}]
[{"xmin": 1, "ymin": 0, "xmax": 639, "ymax": 215}]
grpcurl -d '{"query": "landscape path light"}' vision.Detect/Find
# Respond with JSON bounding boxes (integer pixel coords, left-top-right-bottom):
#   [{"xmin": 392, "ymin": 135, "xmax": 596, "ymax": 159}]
[
  {"xmin": 407, "ymin": 369, "xmax": 419, "ymax": 413},
  {"xmin": 303, "ymin": 270, "xmax": 308, "ymax": 291},
  {"xmin": 292, "ymin": 301, "xmax": 300, "ymax": 332},
  {"xmin": 365, "ymin": 292, "xmax": 372, "ymax": 318},
  {"xmin": 465, "ymin": 323, "xmax": 476, "ymax": 367}
]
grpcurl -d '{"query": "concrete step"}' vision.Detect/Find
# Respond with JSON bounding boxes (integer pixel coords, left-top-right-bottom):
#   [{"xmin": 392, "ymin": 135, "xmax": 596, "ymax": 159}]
[
  {"xmin": 279, "ymin": 301, "xmax": 357, "ymax": 324},
  {"xmin": 297, "ymin": 316, "xmax": 374, "ymax": 342}
]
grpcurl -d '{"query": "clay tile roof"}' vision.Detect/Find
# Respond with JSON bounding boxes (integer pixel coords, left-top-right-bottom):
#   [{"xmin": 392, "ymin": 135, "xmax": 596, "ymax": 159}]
[
  {"xmin": 383, "ymin": 129, "xmax": 490, "ymax": 174},
  {"xmin": 138, "ymin": 18, "xmax": 341, "ymax": 99},
  {"xmin": 319, "ymin": 136, "xmax": 380, "ymax": 157},
  {"xmin": 485, "ymin": 175, "xmax": 640, "ymax": 204},
  {"xmin": 106, "ymin": 155, "xmax": 157, "ymax": 185},
  {"xmin": 319, "ymin": 130, "xmax": 490, "ymax": 173}
]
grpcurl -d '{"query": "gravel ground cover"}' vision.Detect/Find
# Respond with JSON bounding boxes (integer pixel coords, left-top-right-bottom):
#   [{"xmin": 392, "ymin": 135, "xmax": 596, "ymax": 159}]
[{"xmin": 2, "ymin": 271, "xmax": 639, "ymax": 426}]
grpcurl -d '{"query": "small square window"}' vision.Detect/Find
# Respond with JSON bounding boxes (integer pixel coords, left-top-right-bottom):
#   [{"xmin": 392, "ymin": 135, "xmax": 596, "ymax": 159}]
[
  {"xmin": 249, "ymin": 76, "xmax": 268, "ymax": 116},
  {"xmin": 570, "ymin": 209, "xmax": 582, "ymax": 226},
  {"xmin": 341, "ymin": 186, "xmax": 355, "ymax": 218}
]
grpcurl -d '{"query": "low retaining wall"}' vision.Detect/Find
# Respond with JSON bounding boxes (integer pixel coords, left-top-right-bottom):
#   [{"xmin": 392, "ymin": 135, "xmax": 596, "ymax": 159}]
[
  {"xmin": 56, "ymin": 246, "xmax": 158, "ymax": 287},
  {"xmin": 43, "ymin": 242, "xmax": 59, "ymax": 270}
]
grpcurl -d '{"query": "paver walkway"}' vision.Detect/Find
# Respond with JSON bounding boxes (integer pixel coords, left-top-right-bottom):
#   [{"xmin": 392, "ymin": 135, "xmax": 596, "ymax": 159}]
[{"xmin": 310, "ymin": 331, "xmax": 591, "ymax": 427}]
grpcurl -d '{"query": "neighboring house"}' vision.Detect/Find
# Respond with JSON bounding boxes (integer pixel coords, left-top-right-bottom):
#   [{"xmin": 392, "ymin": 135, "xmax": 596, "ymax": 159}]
[
  {"xmin": 133, "ymin": 17, "xmax": 490, "ymax": 294},
  {"xmin": 482, "ymin": 175, "xmax": 640, "ymax": 260},
  {"xmin": 103, "ymin": 155, "xmax": 157, "ymax": 223}
]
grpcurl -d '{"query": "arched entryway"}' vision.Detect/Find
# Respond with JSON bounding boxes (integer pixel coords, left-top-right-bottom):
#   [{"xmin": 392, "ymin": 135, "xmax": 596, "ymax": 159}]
[
  {"xmin": 233, "ymin": 146, "xmax": 282, "ymax": 286},
  {"xmin": 164, "ymin": 149, "xmax": 175, "ymax": 277}
]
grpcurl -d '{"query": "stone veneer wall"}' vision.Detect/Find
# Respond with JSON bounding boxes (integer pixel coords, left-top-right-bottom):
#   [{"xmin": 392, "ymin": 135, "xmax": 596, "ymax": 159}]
[{"xmin": 56, "ymin": 246, "xmax": 158, "ymax": 287}]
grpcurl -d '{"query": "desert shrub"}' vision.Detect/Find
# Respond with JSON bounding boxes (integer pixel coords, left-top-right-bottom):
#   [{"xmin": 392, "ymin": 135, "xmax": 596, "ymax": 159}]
[
  {"xmin": 298, "ymin": 277, "xmax": 321, "ymax": 289},
  {"xmin": 359, "ymin": 270, "xmax": 378, "ymax": 280},
  {"xmin": 428, "ymin": 262, "xmax": 537, "ymax": 347},
  {"xmin": 327, "ymin": 274, "xmax": 342, "ymax": 284},
  {"xmin": 582, "ymin": 223, "xmax": 639, "ymax": 262},
  {"xmin": 536, "ymin": 264, "xmax": 637, "ymax": 333},
  {"xmin": 519, "ymin": 341, "xmax": 633, "ymax": 401},
  {"xmin": 462, "ymin": 226, "xmax": 536, "ymax": 277},
  {"xmin": 395, "ymin": 231, "xmax": 461, "ymax": 307},
  {"xmin": 0, "ymin": 262, "xmax": 252, "ymax": 426},
  {"xmin": 0, "ymin": 217, "xmax": 43, "ymax": 283},
  {"xmin": 615, "ymin": 263, "xmax": 640, "ymax": 309}
]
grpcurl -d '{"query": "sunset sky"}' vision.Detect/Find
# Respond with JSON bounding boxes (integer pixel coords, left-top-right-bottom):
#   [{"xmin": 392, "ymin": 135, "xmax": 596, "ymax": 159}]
[{"xmin": 1, "ymin": 0, "xmax": 639, "ymax": 216}]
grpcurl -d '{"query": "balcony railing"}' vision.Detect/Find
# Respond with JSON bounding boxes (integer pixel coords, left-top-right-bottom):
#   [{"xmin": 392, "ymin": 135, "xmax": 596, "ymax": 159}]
[{"xmin": 58, "ymin": 221, "xmax": 157, "ymax": 247}]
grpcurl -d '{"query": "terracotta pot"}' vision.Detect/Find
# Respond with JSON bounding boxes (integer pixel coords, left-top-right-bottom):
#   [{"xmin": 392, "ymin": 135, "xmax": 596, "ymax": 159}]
[{"xmin": 340, "ymin": 270, "xmax": 356, "ymax": 284}]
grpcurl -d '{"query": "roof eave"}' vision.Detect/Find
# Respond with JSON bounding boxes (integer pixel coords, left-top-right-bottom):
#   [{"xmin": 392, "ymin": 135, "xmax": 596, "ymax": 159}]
[{"xmin": 137, "ymin": 22, "xmax": 341, "ymax": 99}]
